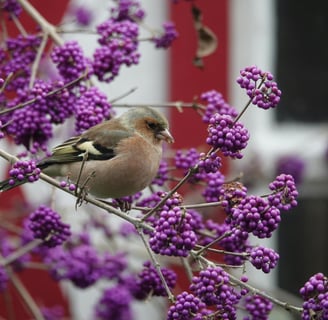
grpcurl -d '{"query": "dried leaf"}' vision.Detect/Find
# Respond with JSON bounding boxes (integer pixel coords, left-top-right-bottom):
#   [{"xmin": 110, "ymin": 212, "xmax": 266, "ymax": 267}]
[{"xmin": 191, "ymin": 5, "xmax": 218, "ymax": 68}]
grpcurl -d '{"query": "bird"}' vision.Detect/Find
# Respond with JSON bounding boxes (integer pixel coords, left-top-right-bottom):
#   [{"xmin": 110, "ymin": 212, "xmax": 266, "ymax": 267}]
[{"xmin": 0, "ymin": 106, "xmax": 174, "ymax": 199}]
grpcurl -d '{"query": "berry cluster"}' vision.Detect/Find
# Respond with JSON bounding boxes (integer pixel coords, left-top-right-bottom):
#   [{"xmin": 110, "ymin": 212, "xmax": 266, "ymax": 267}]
[
  {"xmin": 2, "ymin": 0, "xmax": 22, "ymax": 16},
  {"xmin": 74, "ymin": 86, "xmax": 113, "ymax": 133},
  {"xmin": 93, "ymin": 19, "xmax": 140, "ymax": 82},
  {"xmin": 249, "ymin": 246, "xmax": 280, "ymax": 273},
  {"xmin": 134, "ymin": 261, "xmax": 177, "ymax": 299},
  {"xmin": 101, "ymin": 252, "xmax": 127, "ymax": 280},
  {"xmin": 268, "ymin": 174, "xmax": 298, "ymax": 210},
  {"xmin": 28, "ymin": 205, "xmax": 71, "ymax": 247},
  {"xmin": 191, "ymin": 267, "xmax": 232, "ymax": 304},
  {"xmin": 276, "ymin": 155, "xmax": 305, "ymax": 184},
  {"xmin": 1, "ymin": 35, "xmax": 41, "ymax": 90},
  {"xmin": 200, "ymin": 90, "xmax": 238, "ymax": 123},
  {"xmin": 74, "ymin": 6, "xmax": 93, "ymax": 26},
  {"xmin": 175, "ymin": 148, "xmax": 207, "ymax": 182},
  {"xmin": 152, "ymin": 159, "xmax": 169, "ymax": 186},
  {"xmin": 219, "ymin": 181, "xmax": 248, "ymax": 214},
  {"xmin": 149, "ymin": 206, "xmax": 197, "ymax": 257},
  {"xmin": 244, "ymin": 294, "xmax": 273, "ymax": 320},
  {"xmin": 167, "ymin": 291, "xmax": 205, "ymax": 320},
  {"xmin": 216, "ymin": 225, "xmax": 249, "ymax": 266},
  {"xmin": 46, "ymin": 244, "xmax": 102, "ymax": 288},
  {"xmin": 237, "ymin": 65, "xmax": 281, "ymax": 109},
  {"xmin": 202, "ymin": 171, "xmax": 225, "ymax": 202},
  {"xmin": 198, "ymin": 152, "xmax": 222, "ymax": 174},
  {"xmin": 8, "ymin": 160, "xmax": 41, "ymax": 186},
  {"xmin": 190, "ymin": 266, "xmax": 241, "ymax": 318},
  {"xmin": 206, "ymin": 114, "xmax": 250, "ymax": 159},
  {"xmin": 5, "ymin": 99, "xmax": 53, "ymax": 148},
  {"xmin": 110, "ymin": 0, "xmax": 145, "ymax": 22},
  {"xmin": 51, "ymin": 40, "xmax": 93, "ymax": 83},
  {"xmin": 3, "ymin": 77, "xmax": 80, "ymax": 148},
  {"xmin": 300, "ymin": 273, "xmax": 328, "ymax": 320},
  {"xmin": 95, "ymin": 285, "xmax": 132, "ymax": 320},
  {"xmin": 230, "ymin": 195, "xmax": 281, "ymax": 238},
  {"xmin": 153, "ymin": 22, "xmax": 178, "ymax": 49}
]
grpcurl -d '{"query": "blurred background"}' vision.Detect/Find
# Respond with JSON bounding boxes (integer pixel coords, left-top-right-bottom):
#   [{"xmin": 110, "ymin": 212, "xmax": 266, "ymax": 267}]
[{"xmin": 1, "ymin": 0, "xmax": 327, "ymax": 319}]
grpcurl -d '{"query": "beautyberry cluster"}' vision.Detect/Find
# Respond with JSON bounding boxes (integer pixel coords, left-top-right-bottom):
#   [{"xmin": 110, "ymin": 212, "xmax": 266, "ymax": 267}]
[
  {"xmin": 134, "ymin": 261, "xmax": 177, "ymax": 299},
  {"xmin": 206, "ymin": 114, "xmax": 250, "ymax": 159},
  {"xmin": 152, "ymin": 159, "xmax": 169, "ymax": 186},
  {"xmin": 74, "ymin": 6, "xmax": 93, "ymax": 26},
  {"xmin": 110, "ymin": 0, "xmax": 145, "ymax": 22},
  {"xmin": 8, "ymin": 160, "xmax": 41, "ymax": 186},
  {"xmin": 200, "ymin": 90, "xmax": 238, "ymax": 123},
  {"xmin": 202, "ymin": 171, "xmax": 225, "ymax": 202},
  {"xmin": 276, "ymin": 155, "xmax": 305, "ymax": 184},
  {"xmin": 198, "ymin": 152, "xmax": 222, "ymax": 174},
  {"xmin": 268, "ymin": 173, "xmax": 298, "ymax": 210},
  {"xmin": 28, "ymin": 205, "xmax": 71, "ymax": 247},
  {"xmin": 244, "ymin": 294, "xmax": 273, "ymax": 320},
  {"xmin": 212, "ymin": 224, "xmax": 249, "ymax": 266},
  {"xmin": 230, "ymin": 195, "xmax": 281, "ymax": 238},
  {"xmin": 190, "ymin": 266, "xmax": 241, "ymax": 318},
  {"xmin": 93, "ymin": 19, "xmax": 140, "ymax": 82},
  {"xmin": 237, "ymin": 65, "xmax": 281, "ymax": 109},
  {"xmin": 1, "ymin": 35, "xmax": 41, "ymax": 90},
  {"xmin": 167, "ymin": 291, "xmax": 205, "ymax": 320},
  {"xmin": 95, "ymin": 285, "xmax": 132, "ymax": 320},
  {"xmin": 46, "ymin": 244, "xmax": 102, "ymax": 288},
  {"xmin": 51, "ymin": 40, "xmax": 92, "ymax": 82},
  {"xmin": 300, "ymin": 273, "xmax": 328, "ymax": 320},
  {"xmin": 219, "ymin": 181, "xmax": 248, "ymax": 214},
  {"xmin": 2, "ymin": 0, "xmax": 22, "ymax": 17},
  {"xmin": 153, "ymin": 22, "xmax": 178, "ymax": 49},
  {"xmin": 74, "ymin": 86, "xmax": 113, "ymax": 133},
  {"xmin": 249, "ymin": 246, "xmax": 279, "ymax": 273},
  {"xmin": 149, "ymin": 206, "xmax": 197, "ymax": 257}
]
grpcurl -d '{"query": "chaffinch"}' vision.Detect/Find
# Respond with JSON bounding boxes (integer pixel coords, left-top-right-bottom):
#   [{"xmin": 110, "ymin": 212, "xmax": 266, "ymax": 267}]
[{"xmin": 0, "ymin": 106, "xmax": 174, "ymax": 198}]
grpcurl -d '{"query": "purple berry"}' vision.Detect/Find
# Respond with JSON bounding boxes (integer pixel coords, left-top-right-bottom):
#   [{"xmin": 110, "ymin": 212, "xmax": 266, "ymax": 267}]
[
  {"xmin": 249, "ymin": 246, "xmax": 280, "ymax": 273},
  {"xmin": 28, "ymin": 205, "xmax": 71, "ymax": 247},
  {"xmin": 237, "ymin": 66, "xmax": 281, "ymax": 109},
  {"xmin": 206, "ymin": 114, "xmax": 250, "ymax": 159},
  {"xmin": 268, "ymin": 174, "xmax": 298, "ymax": 210}
]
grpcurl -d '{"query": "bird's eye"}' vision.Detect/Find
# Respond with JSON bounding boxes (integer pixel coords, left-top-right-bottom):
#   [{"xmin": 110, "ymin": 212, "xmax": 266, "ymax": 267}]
[{"xmin": 146, "ymin": 121, "xmax": 158, "ymax": 130}]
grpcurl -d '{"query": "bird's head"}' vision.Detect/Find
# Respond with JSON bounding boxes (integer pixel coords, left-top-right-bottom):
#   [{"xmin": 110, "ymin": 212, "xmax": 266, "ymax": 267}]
[{"xmin": 122, "ymin": 106, "xmax": 174, "ymax": 144}]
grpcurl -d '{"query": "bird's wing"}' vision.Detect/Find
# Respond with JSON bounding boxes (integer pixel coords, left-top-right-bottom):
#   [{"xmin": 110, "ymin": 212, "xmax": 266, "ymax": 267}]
[{"xmin": 38, "ymin": 129, "xmax": 132, "ymax": 168}]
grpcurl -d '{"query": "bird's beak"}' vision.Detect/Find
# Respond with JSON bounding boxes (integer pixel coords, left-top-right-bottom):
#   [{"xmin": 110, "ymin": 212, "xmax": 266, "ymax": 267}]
[{"xmin": 157, "ymin": 129, "xmax": 174, "ymax": 143}]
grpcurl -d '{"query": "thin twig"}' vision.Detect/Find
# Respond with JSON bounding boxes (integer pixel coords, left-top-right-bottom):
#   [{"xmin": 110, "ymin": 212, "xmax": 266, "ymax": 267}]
[
  {"xmin": 9, "ymin": 271, "xmax": 45, "ymax": 320},
  {"xmin": 194, "ymin": 229, "xmax": 234, "ymax": 256},
  {"xmin": 10, "ymin": 13, "xmax": 28, "ymax": 36},
  {"xmin": 1, "ymin": 239, "xmax": 42, "ymax": 267},
  {"xmin": 136, "ymin": 227, "xmax": 175, "ymax": 302},
  {"xmin": 195, "ymin": 255, "xmax": 303, "ymax": 315},
  {"xmin": 233, "ymin": 76, "xmax": 267, "ymax": 124},
  {"xmin": 0, "ymin": 71, "xmax": 87, "ymax": 116},
  {"xmin": 113, "ymin": 102, "xmax": 205, "ymax": 112},
  {"xmin": 180, "ymin": 257, "xmax": 193, "ymax": 282},
  {"xmin": 0, "ymin": 72, "xmax": 14, "ymax": 94},
  {"xmin": 29, "ymin": 32, "xmax": 48, "ymax": 89},
  {"xmin": 109, "ymin": 87, "xmax": 138, "ymax": 104},
  {"xmin": 141, "ymin": 167, "xmax": 196, "ymax": 222},
  {"xmin": 228, "ymin": 272, "xmax": 303, "ymax": 315},
  {"xmin": 16, "ymin": 0, "xmax": 63, "ymax": 45}
]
